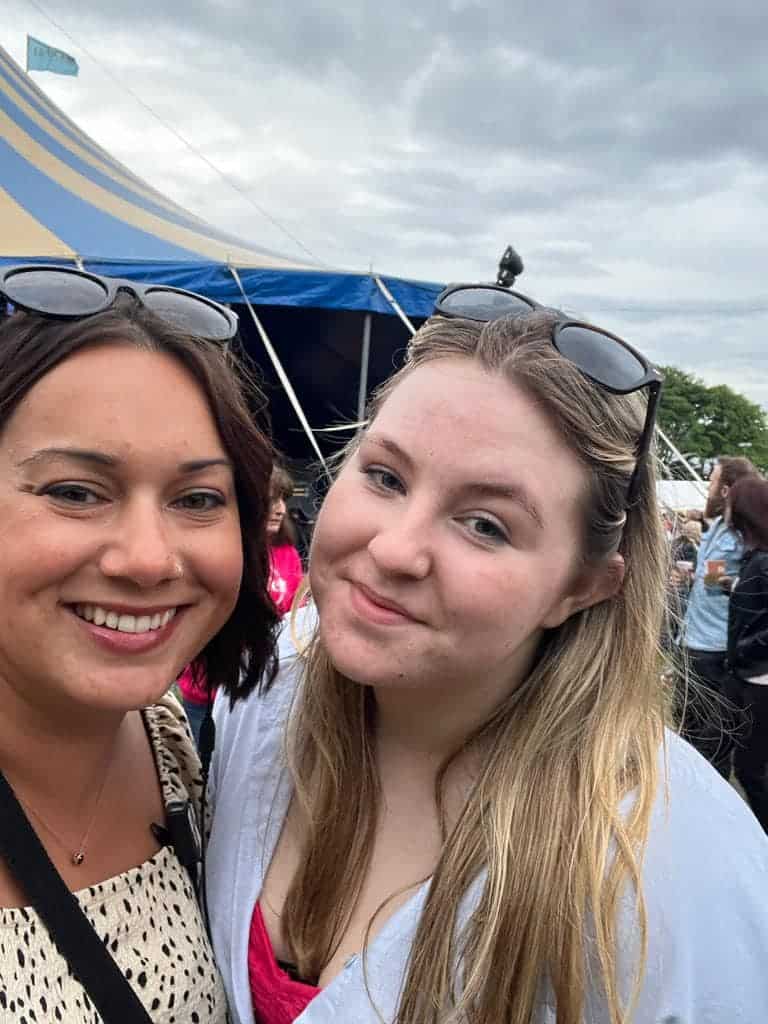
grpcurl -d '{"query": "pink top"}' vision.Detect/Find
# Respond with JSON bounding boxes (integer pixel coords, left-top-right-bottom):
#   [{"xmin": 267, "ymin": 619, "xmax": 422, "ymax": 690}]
[
  {"xmin": 248, "ymin": 902, "xmax": 320, "ymax": 1023},
  {"xmin": 268, "ymin": 543, "xmax": 303, "ymax": 616},
  {"xmin": 178, "ymin": 545, "xmax": 304, "ymax": 706}
]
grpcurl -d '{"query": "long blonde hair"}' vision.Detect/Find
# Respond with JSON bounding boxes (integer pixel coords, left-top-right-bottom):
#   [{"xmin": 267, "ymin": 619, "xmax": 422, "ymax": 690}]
[{"xmin": 283, "ymin": 312, "xmax": 669, "ymax": 1023}]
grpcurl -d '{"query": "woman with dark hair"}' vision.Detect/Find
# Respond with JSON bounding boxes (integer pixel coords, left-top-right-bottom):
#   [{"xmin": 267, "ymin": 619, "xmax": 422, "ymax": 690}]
[
  {"xmin": 0, "ymin": 265, "xmax": 279, "ymax": 1022},
  {"xmin": 267, "ymin": 466, "xmax": 304, "ymax": 615},
  {"xmin": 726, "ymin": 474, "xmax": 768, "ymax": 832}
]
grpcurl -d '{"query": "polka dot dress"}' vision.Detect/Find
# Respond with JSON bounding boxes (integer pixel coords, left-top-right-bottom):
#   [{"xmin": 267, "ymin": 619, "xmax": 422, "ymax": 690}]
[{"xmin": 0, "ymin": 695, "xmax": 227, "ymax": 1023}]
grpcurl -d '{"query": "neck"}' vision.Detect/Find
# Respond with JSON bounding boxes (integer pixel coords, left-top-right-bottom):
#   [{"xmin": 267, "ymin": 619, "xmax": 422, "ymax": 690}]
[
  {"xmin": 373, "ymin": 673, "xmax": 512, "ymax": 763},
  {"xmin": 0, "ymin": 677, "xmax": 126, "ymax": 810}
]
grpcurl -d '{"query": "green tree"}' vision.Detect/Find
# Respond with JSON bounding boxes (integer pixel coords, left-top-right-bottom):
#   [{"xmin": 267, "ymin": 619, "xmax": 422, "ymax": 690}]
[{"xmin": 657, "ymin": 366, "xmax": 768, "ymax": 476}]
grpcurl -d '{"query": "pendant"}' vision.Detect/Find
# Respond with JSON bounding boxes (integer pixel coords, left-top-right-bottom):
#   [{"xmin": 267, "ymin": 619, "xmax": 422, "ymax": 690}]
[{"xmin": 72, "ymin": 851, "xmax": 85, "ymax": 866}]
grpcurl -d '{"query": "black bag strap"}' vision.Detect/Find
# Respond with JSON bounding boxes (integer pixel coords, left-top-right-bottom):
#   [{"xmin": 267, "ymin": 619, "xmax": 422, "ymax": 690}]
[{"xmin": 0, "ymin": 770, "xmax": 154, "ymax": 1024}]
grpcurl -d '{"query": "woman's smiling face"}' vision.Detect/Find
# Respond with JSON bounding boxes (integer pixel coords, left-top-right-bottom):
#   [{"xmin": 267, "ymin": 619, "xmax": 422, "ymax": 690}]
[
  {"xmin": 309, "ymin": 357, "xmax": 598, "ymax": 698},
  {"xmin": 0, "ymin": 343, "xmax": 244, "ymax": 717}
]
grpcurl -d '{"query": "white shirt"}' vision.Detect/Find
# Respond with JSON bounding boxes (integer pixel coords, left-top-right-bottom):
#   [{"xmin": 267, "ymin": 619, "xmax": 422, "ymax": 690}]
[{"xmin": 206, "ymin": 613, "xmax": 768, "ymax": 1023}]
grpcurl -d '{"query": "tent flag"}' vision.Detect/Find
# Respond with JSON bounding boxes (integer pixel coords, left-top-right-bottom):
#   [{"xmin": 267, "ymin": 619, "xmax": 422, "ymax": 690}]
[{"xmin": 26, "ymin": 36, "xmax": 79, "ymax": 77}]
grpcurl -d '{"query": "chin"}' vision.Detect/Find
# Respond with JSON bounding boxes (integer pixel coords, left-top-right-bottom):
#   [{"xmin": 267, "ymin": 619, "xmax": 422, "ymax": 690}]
[{"xmin": 81, "ymin": 668, "xmax": 181, "ymax": 713}]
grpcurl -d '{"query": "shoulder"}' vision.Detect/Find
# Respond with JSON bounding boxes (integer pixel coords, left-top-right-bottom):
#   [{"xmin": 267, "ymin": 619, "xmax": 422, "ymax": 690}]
[
  {"xmin": 211, "ymin": 604, "xmax": 316, "ymax": 778},
  {"xmin": 651, "ymin": 731, "xmax": 767, "ymax": 854},
  {"xmin": 143, "ymin": 691, "xmax": 204, "ymax": 810},
  {"xmin": 708, "ymin": 518, "xmax": 741, "ymax": 554},
  {"xmin": 628, "ymin": 732, "xmax": 768, "ymax": 1014},
  {"xmin": 741, "ymin": 548, "xmax": 768, "ymax": 577}
]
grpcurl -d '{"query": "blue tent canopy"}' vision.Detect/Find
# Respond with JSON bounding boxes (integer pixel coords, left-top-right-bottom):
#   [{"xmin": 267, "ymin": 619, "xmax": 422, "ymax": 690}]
[{"xmin": 0, "ymin": 42, "xmax": 442, "ymax": 318}]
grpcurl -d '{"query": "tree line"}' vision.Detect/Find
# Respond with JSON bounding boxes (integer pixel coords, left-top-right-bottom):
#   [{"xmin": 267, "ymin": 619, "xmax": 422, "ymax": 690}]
[{"xmin": 657, "ymin": 366, "xmax": 768, "ymax": 477}]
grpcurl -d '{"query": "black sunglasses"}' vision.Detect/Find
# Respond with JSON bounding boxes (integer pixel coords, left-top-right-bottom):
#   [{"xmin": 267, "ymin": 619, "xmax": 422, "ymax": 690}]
[
  {"xmin": 434, "ymin": 283, "xmax": 663, "ymax": 507},
  {"xmin": 0, "ymin": 264, "xmax": 238, "ymax": 342}
]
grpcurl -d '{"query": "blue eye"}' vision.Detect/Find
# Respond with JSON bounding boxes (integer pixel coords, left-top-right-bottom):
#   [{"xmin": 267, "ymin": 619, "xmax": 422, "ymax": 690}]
[
  {"xmin": 363, "ymin": 466, "xmax": 405, "ymax": 494},
  {"xmin": 463, "ymin": 515, "xmax": 508, "ymax": 544}
]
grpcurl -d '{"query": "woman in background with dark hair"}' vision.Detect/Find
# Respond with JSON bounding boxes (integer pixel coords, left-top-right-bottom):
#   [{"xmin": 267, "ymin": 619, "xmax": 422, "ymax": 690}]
[
  {"xmin": 267, "ymin": 466, "xmax": 304, "ymax": 615},
  {"xmin": 180, "ymin": 465, "xmax": 303, "ymax": 744},
  {"xmin": 726, "ymin": 474, "xmax": 768, "ymax": 833}
]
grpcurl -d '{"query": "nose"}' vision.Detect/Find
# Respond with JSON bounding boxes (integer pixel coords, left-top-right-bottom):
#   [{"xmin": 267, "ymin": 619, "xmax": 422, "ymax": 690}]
[
  {"xmin": 366, "ymin": 508, "xmax": 432, "ymax": 580},
  {"xmin": 99, "ymin": 499, "xmax": 182, "ymax": 588}
]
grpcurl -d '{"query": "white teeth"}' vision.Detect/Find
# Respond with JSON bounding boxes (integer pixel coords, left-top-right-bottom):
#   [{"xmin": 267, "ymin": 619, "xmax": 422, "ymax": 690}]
[{"xmin": 73, "ymin": 605, "xmax": 177, "ymax": 634}]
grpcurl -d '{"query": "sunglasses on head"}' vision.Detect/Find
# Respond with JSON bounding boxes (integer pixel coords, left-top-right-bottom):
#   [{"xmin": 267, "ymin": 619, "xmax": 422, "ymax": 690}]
[
  {"xmin": 0, "ymin": 264, "xmax": 238, "ymax": 342},
  {"xmin": 434, "ymin": 283, "xmax": 663, "ymax": 507}
]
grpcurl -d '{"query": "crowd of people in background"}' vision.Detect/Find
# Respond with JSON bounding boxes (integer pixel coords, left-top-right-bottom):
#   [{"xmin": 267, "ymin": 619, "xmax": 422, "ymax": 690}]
[{"xmin": 666, "ymin": 455, "xmax": 768, "ymax": 832}]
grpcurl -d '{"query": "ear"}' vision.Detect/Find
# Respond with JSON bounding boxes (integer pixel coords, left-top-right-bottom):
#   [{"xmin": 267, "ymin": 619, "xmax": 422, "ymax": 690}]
[{"xmin": 541, "ymin": 553, "xmax": 625, "ymax": 629}]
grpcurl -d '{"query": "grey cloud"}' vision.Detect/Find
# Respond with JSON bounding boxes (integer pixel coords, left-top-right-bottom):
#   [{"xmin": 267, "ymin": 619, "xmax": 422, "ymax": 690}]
[{"xmin": 7, "ymin": 0, "xmax": 768, "ymax": 407}]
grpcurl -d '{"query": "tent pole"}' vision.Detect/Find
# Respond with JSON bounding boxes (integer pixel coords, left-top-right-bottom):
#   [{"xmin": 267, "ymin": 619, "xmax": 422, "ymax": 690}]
[
  {"xmin": 229, "ymin": 267, "xmax": 329, "ymax": 476},
  {"xmin": 374, "ymin": 275, "xmax": 416, "ymax": 336},
  {"xmin": 357, "ymin": 313, "xmax": 372, "ymax": 422},
  {"xmin": 656, "ymin": 426, "xmax": 707, "ymax": 494}
]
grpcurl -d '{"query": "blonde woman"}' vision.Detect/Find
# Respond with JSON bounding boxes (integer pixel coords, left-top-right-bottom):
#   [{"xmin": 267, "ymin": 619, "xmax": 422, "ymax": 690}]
[{"xmin": 207, "ymin": 286, "xmax": 768, "ymax": 1024}]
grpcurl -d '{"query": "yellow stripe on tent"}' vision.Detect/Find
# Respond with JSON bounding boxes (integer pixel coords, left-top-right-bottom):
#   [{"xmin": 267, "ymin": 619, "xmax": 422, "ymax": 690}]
[
  {"xmin": 0, "ymin": 72, "xmax": 196, "ymax": 222},
  {"xmin": 0, "ymin": 184, "xmax": 76, "ymax": 258},
  {"xmin": 0, "ymin": 108, "xmax": 309, "ymax": 268}
]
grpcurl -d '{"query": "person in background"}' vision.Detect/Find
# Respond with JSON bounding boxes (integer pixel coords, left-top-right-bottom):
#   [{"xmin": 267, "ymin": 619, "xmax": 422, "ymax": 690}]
[
  {"xmin": 206, "ymin": 293, "xmax": 768, "ymax": 1024},
  {"xmin": 179, "ymin": 465, "xmax": 303, "ymax": 745},
  {"xmin": 268, "ymin": 465, "xmax": 304, "ymax": 615},
  {"xmin": 677, "ymin": 455, "xmax": 757, "ymax": 774},
  {"xmin": 0, "ymin": 267, "xmax": 279, "ymax": 1023},
  {"xmin": 662, "ymin": 515, "xmax": 701, "ymax": 652},
  {"xmin": 671, "ymin": 516, "xmax": 701, "ymax": 566},
  {"xmin": 726, "ymin": 475, "xmax": 768, "ymax": 833}
]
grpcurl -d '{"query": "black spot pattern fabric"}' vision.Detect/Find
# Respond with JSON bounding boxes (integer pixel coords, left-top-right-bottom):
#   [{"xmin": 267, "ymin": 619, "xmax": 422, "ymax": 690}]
[{"xmin": 0, "ymin": 695, "xmax": 226, "ymax": 1023}]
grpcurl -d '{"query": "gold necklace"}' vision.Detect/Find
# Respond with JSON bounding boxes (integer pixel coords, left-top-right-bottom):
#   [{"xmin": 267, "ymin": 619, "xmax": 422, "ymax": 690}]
[{"xmin": 9, "ymin": 748, "xmax": 116, "ymax": 867}]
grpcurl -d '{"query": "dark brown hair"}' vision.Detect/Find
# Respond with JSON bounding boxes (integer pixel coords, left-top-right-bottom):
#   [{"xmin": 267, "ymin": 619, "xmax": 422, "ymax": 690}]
[
  {"xmin": 269, "ymin": 464, "xmax": 297, "ymax": 547},
  {"xmin": 718, "ymin": 455, "xmax": 757, "ymax": 489},
  {"xmin": 0, "ymin": 302, "xmax": 279, "ymax": 702},
  {"xmin": 729, "ymin": 475, "xmax": 768, "ymax": 549}
]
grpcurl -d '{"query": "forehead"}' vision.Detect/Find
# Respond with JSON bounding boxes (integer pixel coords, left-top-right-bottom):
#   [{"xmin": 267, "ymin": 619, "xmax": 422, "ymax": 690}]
[
  {"xmin": 3, "ymin": 344, "xmax": 226, "ymax": 456},
  {"xmin": 369, "ymin": 359, "xmax": 588, "ymax": 514}
]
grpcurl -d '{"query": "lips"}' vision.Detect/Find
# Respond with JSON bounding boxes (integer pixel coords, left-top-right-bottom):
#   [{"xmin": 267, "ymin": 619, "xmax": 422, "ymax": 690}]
[{"xmin": 350, "ymin": 581, "xmax": 421, "ymax": 624}]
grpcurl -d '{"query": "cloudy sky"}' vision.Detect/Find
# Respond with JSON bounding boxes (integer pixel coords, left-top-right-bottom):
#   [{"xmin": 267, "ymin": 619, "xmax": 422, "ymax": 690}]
[{"xmin": 5, "ymin": 1, "xmax": 768, "ymax": 403}]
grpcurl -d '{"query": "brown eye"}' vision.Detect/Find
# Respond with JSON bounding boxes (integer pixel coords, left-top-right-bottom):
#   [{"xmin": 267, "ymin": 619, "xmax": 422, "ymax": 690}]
[
  {"xmin": 44, "ymin": 484, "xmax": 101, "ymax": 505},
  {"xmin": 174, "ymin": 491, "xmax": 225, "ymax": 512}
]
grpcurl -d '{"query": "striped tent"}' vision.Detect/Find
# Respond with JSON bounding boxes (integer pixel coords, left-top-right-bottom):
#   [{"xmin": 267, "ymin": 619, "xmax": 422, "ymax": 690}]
[
  {"xmin": 0, "ymin": 43, "xmax": 441, "ymax": 317},
  {"xmin": 0, "ymin": 43, "xmax": 447, "ymax": 463}
]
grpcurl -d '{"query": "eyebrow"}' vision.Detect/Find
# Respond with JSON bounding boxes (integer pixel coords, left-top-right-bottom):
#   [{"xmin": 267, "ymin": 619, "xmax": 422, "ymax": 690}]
[
  {"xmin": 17, "ymin": 447, "xmax": 233, "ymax": 474},
  {"xmin": 364, "ymin": 435, "xmax": 544, "ymax": 529},
  {"xmin": 462, "ymin": 482, "xmax": 544, "ymax": 529}
]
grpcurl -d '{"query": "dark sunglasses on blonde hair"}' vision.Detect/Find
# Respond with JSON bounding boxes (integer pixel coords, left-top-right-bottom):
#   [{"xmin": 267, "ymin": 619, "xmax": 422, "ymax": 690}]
[
  {"xmin": 0, "ymin": 264, "xmax": 238, "ymax": 342},
  {"xmin": 435, "ymin": 283, "xmax": 663, "ymax": 507}
]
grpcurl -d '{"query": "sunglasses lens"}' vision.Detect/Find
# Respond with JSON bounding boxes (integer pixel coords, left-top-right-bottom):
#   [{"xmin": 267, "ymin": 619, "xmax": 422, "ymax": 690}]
[
  {"xmin": 438, "ymin": 286, "xmax": 535, "ymax": 321},
  {"xmin": 555, "ymin": 324, "xmax": 646, "ymax": 390},
  {"xmin": 4, "ymin": 269, "xmax": 108, "ymax": 316},
  {"xmin": 143, "ymin": 289, "xmax": 234, "ymax": 341}
]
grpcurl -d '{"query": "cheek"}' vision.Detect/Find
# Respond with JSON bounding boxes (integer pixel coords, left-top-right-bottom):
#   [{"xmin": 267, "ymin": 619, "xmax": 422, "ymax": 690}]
[
  {"xmin": 196, "ymin": 526, "xmax": 244, "ymax": 608},
  {"xmin": 309, "ymin": 484, "xmax": 357, "ymax": 573}
]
